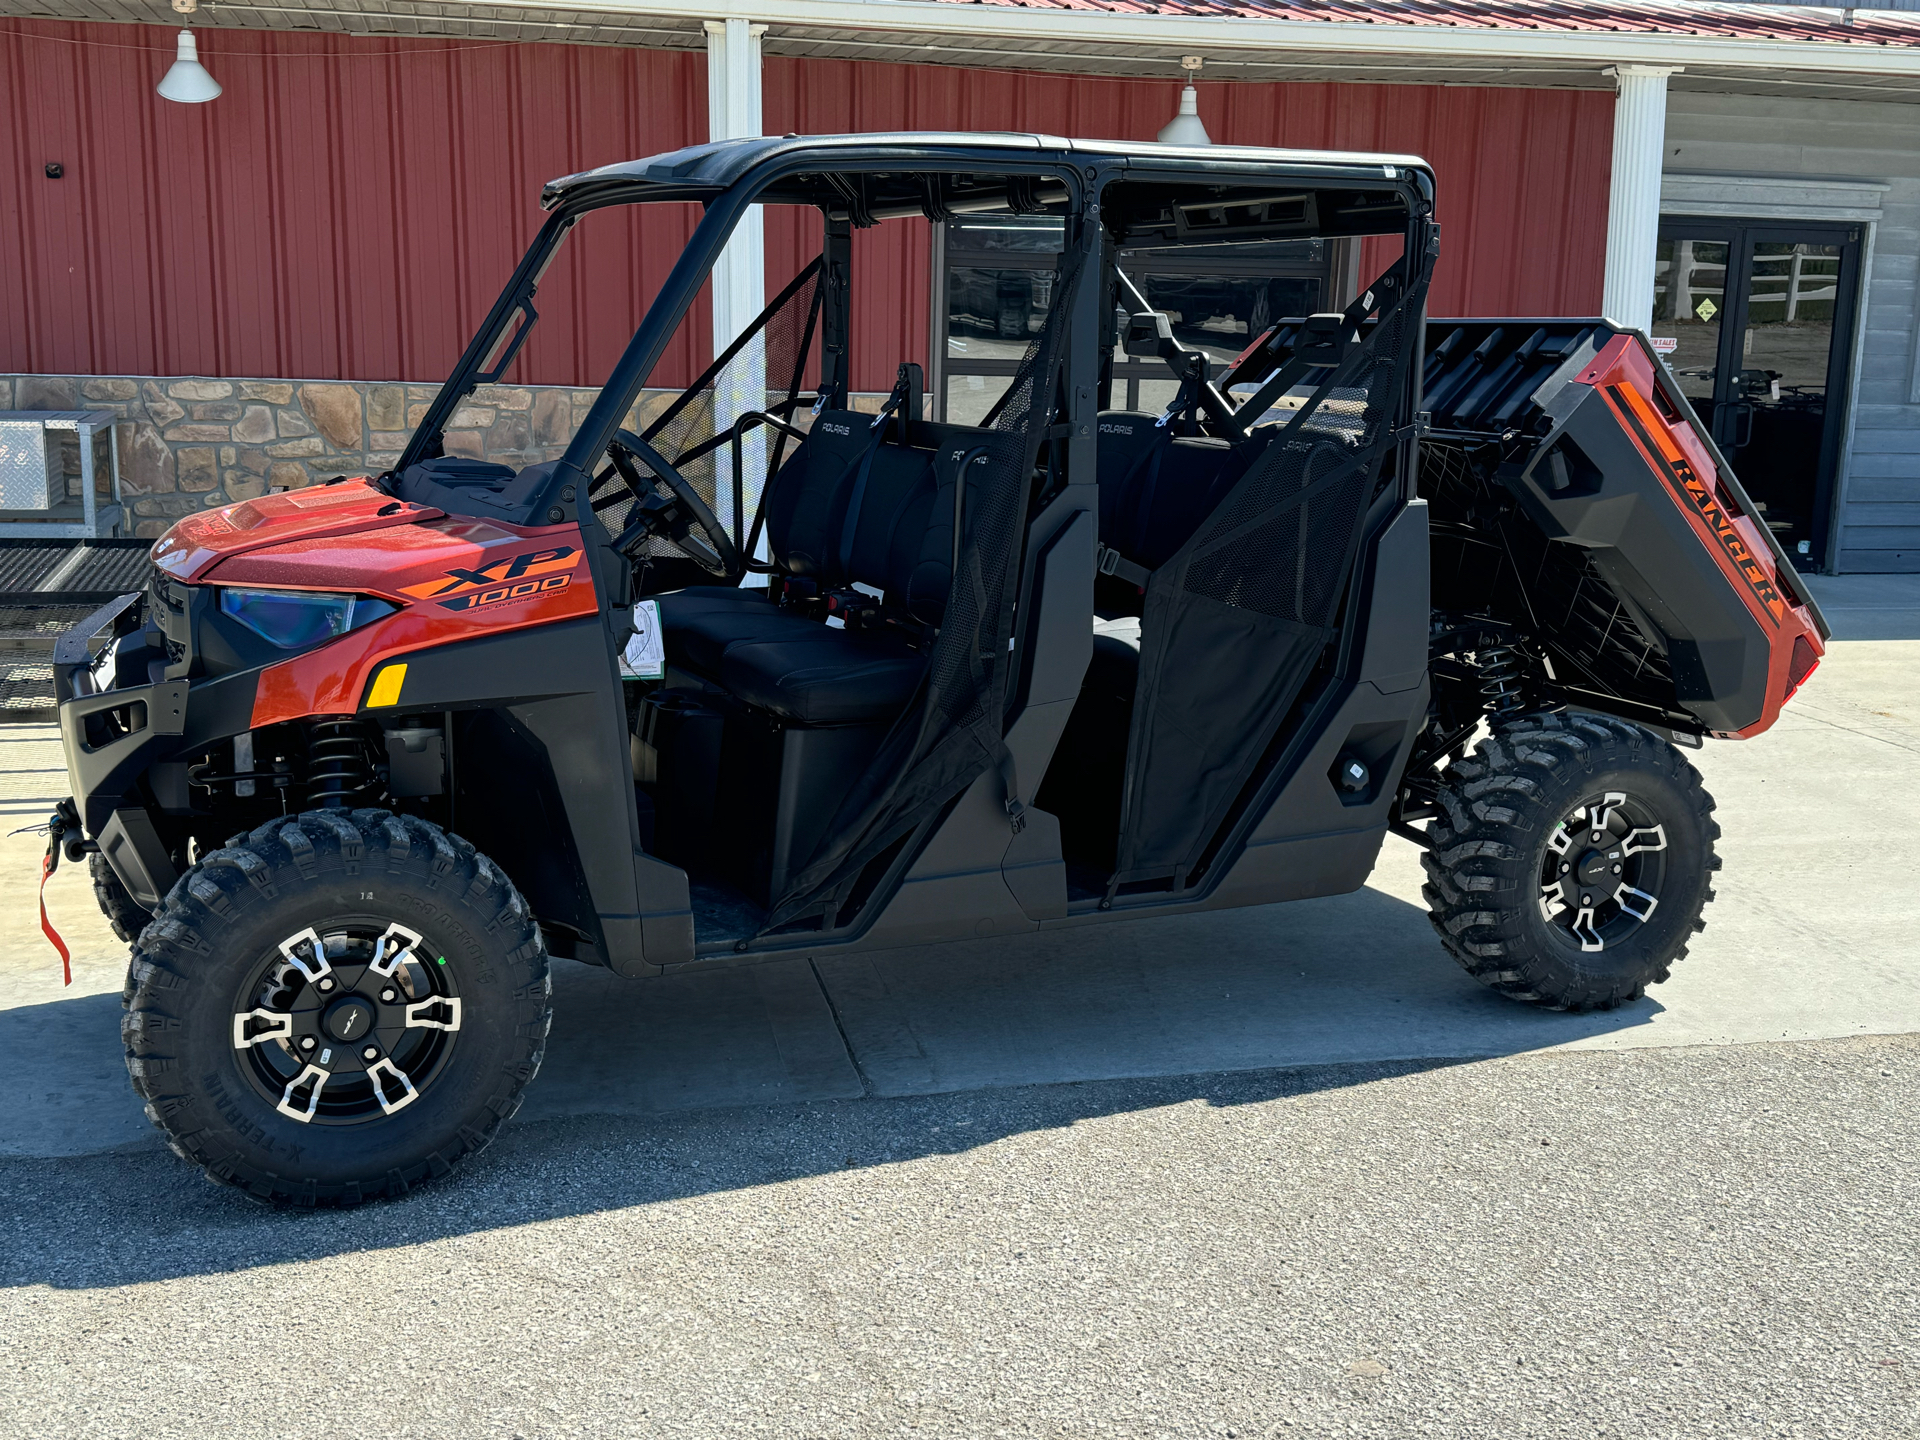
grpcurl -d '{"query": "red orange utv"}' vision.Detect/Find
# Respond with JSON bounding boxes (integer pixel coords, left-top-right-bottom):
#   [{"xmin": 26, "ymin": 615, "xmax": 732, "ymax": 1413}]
[{"xmin": 49, "ymin": 135, "xmax": 1827, "ymax": 1204}]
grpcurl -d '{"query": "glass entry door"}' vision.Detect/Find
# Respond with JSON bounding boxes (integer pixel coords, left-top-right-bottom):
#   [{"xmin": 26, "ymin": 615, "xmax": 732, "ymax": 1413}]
[{"xmin": 1653, "ymin": 219, "xmax": 1863, "ymax": 569}]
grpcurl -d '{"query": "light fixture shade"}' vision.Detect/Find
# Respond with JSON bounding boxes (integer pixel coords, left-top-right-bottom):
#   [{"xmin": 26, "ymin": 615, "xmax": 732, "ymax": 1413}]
[
  {"xmin": 158, "ymin": 30, "xmax": 221, "ymax": 104},
  {"xmin": 1155, "ymin": 84, "xmax": 1211, "ymax": 146}
]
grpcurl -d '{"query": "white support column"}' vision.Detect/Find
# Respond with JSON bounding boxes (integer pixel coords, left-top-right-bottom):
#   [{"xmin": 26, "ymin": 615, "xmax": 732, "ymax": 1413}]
[
  {"xmin": 1601, "ymin": 64, "xmax": 1679, "ymax": 335},
  {"xmin": 704, "ymin": 17, "xmax": 767, "ymax": 546}
]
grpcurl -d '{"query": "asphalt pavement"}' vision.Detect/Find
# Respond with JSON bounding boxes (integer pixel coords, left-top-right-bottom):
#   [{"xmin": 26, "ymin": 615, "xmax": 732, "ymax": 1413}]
[
  {"xmin": 0, "ymin": 573, "xmax": 1912, "ymax": 1438},
  {"xmin": 0, "ymin": 1037, "xmax": 1912, "ymax": 1438}
]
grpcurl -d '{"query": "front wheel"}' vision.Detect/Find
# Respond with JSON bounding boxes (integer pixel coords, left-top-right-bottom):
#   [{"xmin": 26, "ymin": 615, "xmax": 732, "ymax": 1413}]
[
  {"xmin": 92, "ymin": 853, "xmax": 152, "ymax": 944},
  {"xmin": 1422, "ymin": 713, "xmax": 1720, "ymax": 1011},
  {"xmin": 123, "ymin": 810, "xmax": 551, "ymax": 1205}
]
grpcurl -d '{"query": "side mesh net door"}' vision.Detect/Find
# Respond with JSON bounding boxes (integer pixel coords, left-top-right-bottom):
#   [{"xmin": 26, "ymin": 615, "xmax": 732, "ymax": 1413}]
[
  {"xmin": 765, "ymin": 224, "xmax": 1093, "ymax": 929},
  {"xmin": 1112, "ymin": 259, "xmax": 1431, "ymax": 893}
]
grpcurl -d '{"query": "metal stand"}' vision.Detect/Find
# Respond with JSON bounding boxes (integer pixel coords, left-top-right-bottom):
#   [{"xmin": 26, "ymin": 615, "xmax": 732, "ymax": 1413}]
[{"xmin": 0, "ymin": 410, "xmax": 126, "ymax": 538}]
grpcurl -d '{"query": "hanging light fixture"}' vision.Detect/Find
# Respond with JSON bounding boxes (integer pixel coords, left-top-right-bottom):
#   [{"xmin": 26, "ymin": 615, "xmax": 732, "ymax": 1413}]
[
  {"xmin": 1156, "ymin": 56, "xmax": 1210, "ymax": 147},
  {"xmin": 157, "ymin": 29, "xmax": 222, "ymax": 104}
]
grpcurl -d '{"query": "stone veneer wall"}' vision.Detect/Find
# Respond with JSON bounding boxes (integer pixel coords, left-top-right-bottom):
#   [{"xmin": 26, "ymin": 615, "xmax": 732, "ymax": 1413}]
[{"xmin": 0, "ymin": 374, "xmax": 655, "ymax": 538}]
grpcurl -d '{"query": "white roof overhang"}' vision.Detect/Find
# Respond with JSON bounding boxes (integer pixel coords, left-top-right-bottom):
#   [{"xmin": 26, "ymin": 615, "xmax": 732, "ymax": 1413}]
[{"xmin": 20, "ymin": 0, "xmax": 1918, "ymax": 103}]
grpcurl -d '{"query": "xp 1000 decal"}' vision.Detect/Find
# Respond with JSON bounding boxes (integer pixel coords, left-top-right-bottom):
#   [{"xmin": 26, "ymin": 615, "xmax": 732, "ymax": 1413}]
[{"xmin": 400, "ymin": 546, "xmax": 581, "ymax": 615}]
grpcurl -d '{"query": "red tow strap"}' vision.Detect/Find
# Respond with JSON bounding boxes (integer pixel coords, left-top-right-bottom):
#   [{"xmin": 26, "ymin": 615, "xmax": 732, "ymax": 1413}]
[{"xmin": 40, "ymin": 850, "xmax": 72, "ymax": 987}]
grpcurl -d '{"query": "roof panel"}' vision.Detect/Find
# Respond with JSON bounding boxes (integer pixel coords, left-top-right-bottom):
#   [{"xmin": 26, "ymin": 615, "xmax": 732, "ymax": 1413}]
[{"xmin": 541, "ymin": 131, "xmax": 1438, "ymax": 205}]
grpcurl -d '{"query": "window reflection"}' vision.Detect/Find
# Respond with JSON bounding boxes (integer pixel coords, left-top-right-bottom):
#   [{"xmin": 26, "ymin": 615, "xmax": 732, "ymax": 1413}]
[
  {"xmin": 947, "ymin": 267, "xmax": 1055, "ymax": 350},
  {"xmin": 1140, "ymin": 274, "xmax": 1322, "ymax": 365},
  {"xmin": 1652, "ymin": 238, "xmax": 1728, "ymax": 403},
  {"xmin": 938, "ymin": 221, "xmax": 1336, "ymax": 421}
]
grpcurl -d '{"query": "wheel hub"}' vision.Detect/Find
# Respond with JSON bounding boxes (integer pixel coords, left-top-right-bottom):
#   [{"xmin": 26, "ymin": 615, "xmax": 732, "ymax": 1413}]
[
  {"xmin": 1538, "ymin": 790, "xmax": 1668, "ymax": 953},
  {"xmin": 321, "ymin": 994, "xmax": 378, "ymax": 1044},
  {"xmin": 1573, "ymin": 847, "xmax": 1619, "ymax": 889},
  {"xmin": 230, "ymin": 920, "xmax": 461, "ymax": 1125}
]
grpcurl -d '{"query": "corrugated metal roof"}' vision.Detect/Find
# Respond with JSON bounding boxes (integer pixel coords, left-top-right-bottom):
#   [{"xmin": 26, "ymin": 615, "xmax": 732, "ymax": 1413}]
[
  {"xmin": 0, "ymin": 540, "xmax": 151, "ymax": 599},
  {"xmin": 6, "ymin": 1, "xmax": 1912, "ymax": 102},
  {"xmin": 923, "ymin": 0, "xmax": 1919, "ymax": 46}
]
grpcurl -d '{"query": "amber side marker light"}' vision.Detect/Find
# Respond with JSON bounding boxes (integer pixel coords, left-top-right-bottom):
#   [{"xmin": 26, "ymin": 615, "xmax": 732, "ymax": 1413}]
[{"xmin": 368, "ymin": 663, "xmax": 408, "ymax": 708}]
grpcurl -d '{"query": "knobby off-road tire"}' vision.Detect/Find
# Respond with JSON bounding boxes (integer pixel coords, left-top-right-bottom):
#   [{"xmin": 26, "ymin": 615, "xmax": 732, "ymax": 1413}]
[
  {"xmin": 1422, "ymin": 712, "xmax": 1720, "ymax": 1012},
  {"xmin": 92, "ymin": 853, "xmax": 151, "ymax": 944},
  {"xmin": 123, "ymin": 809, "xmax": 551, "ymax": 1205}
]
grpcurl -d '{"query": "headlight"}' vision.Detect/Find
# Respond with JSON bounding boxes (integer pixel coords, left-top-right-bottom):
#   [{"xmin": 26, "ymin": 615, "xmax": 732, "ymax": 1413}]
[{"xmin": 217, "ymin": 589, "xmax": 395, "ymax": 649}]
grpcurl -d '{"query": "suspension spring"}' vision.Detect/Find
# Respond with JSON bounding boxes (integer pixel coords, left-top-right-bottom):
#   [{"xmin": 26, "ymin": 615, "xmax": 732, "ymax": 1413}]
[
  {"xmin": 305, "ymin": 719, "xmax": 381, "ymax": 809},
  {"xmin": 1478, "ymin": 644, "xmax": 1528, "ymax": 724}
]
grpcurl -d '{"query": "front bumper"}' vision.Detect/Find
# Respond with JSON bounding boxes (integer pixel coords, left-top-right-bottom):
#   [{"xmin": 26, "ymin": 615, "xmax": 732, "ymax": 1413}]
[
  {"xmin": 55, "ymin": 595, "xmax": 263, "ymax": 910},
  {"xmin": 58, "ymin": 679, "xmax": 191, "ymax": 909}
]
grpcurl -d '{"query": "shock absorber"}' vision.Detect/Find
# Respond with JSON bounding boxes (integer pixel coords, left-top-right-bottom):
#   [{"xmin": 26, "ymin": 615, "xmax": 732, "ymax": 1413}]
[
  {"xmin": 305, "ymin": 719, "xmax": 381, "ymax": 809},
  {"xmin": 1478, "ymin": 643, "xmax": 1528, "ymax": 724}
]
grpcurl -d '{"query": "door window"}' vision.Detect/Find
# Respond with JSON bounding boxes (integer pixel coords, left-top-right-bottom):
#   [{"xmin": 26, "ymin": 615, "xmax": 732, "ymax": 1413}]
[
  {"xmin": 1738, "ymin": 242, "xmax": 1845, "ymax": 557},
  {"xmin": 940, "ymin": 216, "xmax": 1065, "ymax": 426},
  {"xmin": 1652, "ymin": 221, "xmax": 1861, "ymax": 569},
  {"xmin": 1653, "ymin": 237, "xmax": 1729, "ymax": 415}
]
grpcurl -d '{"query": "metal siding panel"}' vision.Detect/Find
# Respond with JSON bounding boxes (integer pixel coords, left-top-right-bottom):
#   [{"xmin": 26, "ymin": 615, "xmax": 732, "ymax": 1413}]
[
  {"xmin": 14, "ymin": 27, "xmax": 89, "ymax": 375},
  {"xmin": 0, "ymin": 21, "xmax": 707, "ymax": 388},
  {"xmin": 1841, "ymin": 526, "xmax": 1921, "ymax": 549},
  {"xmin": 1837, "ymin": 504, "xmax": 1920, "ymax": 526},
  {"xmin": 4, "ymin": 27, "xmax": 1610, "ymax": 388},
  {"xmin": 0, "ymin": 30, "xmax": 40, "ymax": 374}
]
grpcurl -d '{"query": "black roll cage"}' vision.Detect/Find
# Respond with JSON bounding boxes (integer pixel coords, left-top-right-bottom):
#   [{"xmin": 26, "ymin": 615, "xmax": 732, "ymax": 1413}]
[{"xmin": 398, "ymin": 137, "xmax": 1439, "ymax": 549}]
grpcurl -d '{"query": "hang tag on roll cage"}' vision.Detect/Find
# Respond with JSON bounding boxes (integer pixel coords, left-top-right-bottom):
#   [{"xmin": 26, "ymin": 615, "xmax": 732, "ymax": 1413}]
[{"xmin": 623, "ymin": 599, "xmax": 665, "ymax": 679}]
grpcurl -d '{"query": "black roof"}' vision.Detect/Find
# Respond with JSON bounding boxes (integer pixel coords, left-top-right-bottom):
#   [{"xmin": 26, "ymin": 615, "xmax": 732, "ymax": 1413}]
[{"xmin": 541, "ymin": 132, "xmax": 1434, "ymax": 211}]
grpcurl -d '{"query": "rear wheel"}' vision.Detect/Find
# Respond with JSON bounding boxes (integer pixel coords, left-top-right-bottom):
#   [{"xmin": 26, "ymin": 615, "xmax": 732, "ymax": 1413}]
[
  {"xmin": 123, "ymin": 809, "xmax": 551, "ymax": 1204},
  {"xmin": 1422, "ymin": 712, "xmax": 1720, "ymax": 1011}
]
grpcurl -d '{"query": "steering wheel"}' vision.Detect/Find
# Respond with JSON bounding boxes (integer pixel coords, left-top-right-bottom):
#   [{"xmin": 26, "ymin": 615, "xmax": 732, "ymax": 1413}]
[{"xmin": 603, "ymin": 428, "xmax": 744, "ymax": 584}]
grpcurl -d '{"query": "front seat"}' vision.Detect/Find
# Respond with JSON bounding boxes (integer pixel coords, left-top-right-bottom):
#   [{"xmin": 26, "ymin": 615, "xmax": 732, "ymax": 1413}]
[{"xmin": 655, "ymin": 410, "xmax": 988, "ymax": 727}]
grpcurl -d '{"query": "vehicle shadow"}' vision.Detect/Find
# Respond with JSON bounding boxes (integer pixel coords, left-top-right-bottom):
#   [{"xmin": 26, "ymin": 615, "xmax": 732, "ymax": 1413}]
[{"xmin": 0, "ymin": 879, "xmax": 1662, "ymax": 1292}]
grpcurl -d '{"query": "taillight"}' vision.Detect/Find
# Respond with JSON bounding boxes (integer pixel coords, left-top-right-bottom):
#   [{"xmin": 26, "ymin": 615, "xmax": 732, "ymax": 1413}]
[{"xmin": 1784, "ymin": 634, "xmax": 1820, "ymax": 701}]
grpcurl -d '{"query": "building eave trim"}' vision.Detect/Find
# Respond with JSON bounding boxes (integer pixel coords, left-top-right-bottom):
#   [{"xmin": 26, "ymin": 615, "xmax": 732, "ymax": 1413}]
[{"xmin": 502, "ymin": 0, "xmax": 1921, "ymax": 77}]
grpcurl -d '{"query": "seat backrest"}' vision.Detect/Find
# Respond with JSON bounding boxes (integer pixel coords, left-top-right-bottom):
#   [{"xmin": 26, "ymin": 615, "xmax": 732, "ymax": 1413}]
[
  {"xmin": 762, "ymin": 411, "xmax": 998, "ymax": 624},
  {"xmin": 1094, "ymin": 411, "xmax": 1271, "ymax": 572}
]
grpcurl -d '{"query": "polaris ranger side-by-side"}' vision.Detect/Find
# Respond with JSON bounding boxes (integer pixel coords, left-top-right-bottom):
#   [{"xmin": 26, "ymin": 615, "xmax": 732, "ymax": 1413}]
[{"xmin": 49, "ymin": 134, "xmax": 1827, "ymax": 1204}]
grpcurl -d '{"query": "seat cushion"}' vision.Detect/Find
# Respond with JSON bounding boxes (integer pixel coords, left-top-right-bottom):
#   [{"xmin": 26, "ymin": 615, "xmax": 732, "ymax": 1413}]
[
  {"xmin": 720, "ymin": 630, "xmax": 926, "ymax": 725},
  {"xmin": 657, "ymin": 586, "xmax": 785, "ymax": 676},
  {"xmin": 655, "ymin": 586, "xmax": 925, "ymax": 725}
]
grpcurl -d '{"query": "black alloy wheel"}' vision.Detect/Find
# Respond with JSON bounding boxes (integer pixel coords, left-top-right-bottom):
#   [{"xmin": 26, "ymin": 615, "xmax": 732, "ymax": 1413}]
[
  {"xmin": 1535, "ymin": 790, "xmax": 1670, "ymax": 956},
  {"xmin": 231, "ymin": 919, "xmax": 464, "ymax": 1125}
]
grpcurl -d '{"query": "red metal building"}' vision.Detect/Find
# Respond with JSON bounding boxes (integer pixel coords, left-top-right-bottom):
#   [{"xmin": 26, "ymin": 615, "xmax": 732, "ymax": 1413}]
[
  {"xmin": 3, "ymin": 19, "xmax": 1610, "ymax": 393},
  {"xmin": 2, "ymin": 5, "xmax": 1911, "ymax": 569}
]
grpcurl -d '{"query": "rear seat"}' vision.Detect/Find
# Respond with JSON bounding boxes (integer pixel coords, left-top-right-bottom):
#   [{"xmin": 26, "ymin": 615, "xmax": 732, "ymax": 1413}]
[
  {"xmin": 1091, "ymin": 411, "xmax": 1270, "ymax": 617},
  {"xmin": 657, "ymin": 411, "xmax": 991, "ymax": 726}
]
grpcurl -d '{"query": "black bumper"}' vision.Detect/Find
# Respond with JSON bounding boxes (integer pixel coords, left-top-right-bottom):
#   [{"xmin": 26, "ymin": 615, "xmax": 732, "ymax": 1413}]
[{"xmin": 56, "ymin": 604, "xmax": 262, "ymax": 909}]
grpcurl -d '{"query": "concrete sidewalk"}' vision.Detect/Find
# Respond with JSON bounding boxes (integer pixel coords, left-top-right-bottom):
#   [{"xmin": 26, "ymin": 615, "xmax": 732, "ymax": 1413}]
[{"xmin": 2, "ymin": 627, "xmax": 1912, "ymax": 1161}]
